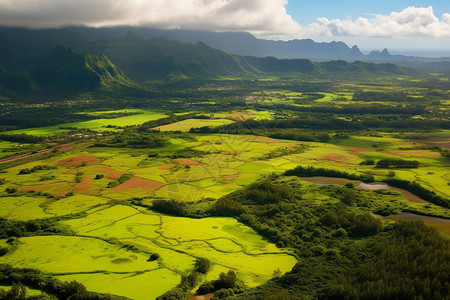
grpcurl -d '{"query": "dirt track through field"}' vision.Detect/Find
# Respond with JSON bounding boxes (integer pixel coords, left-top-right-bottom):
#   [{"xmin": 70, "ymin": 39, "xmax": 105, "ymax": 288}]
[{"xmin": 0, "ymin": 142, "xmax": 90, "ymax": 164}]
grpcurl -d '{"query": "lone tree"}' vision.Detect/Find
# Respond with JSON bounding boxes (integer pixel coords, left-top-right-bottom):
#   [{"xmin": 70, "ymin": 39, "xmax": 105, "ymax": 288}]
[{"xmin": 196, "ymin": 257, "xmax": 211, "ymax": 274}]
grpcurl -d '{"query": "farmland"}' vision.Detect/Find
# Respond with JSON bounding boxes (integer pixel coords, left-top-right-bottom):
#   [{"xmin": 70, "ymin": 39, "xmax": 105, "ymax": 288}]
[{"xmin": 0, "ymin": 73, "xmax": 449, "ymax": 299}]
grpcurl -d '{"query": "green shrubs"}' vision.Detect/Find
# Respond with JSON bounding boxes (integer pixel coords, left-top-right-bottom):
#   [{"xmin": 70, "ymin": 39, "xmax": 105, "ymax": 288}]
[
  {"xmin": 284, "ymin": 165, "xmax": 374, "ymax": 183},
  {"xmin": 151, "ymin": 199, "xmax": 186, "ymax": 216},
  {"xmin": 214, "ymin": 270, "xmax": 243, "ymax": 292},
  {"xmin": 224, "ymin": 176, "xmax": 292, "ymax": 206},
  {"xmin": 18, "ymin": 165, "xmax": 57, "ymax": 175},
  {"xmin": 376, "ymin": 158, "xmax": 419, "ymax": 168},
  {"xmin": 156, "ymin": 288, "xmax": 187, "ymax": 300},
  {"xmin": 0, "ymin": 218, "xmax": 73, "ymax": 238},
  {"xmin": 147, "ymin": 253, "xmax": 160, "ymax": 262},
  {"xmin": 0, "ymin": 282, "xmax": 28, "ymax": 299},
  {"xmin": 5, "ymin": 187, "xmax": 17, "ymax": 194},
  {"xmin": 0, "ymin": 265, "xmax": 119, "ymax": 299},
  {"xmin": 181, "ymin": 272, "xmax": 200, "ymax": 289},
  {"xmin": 107, "ymin": 173, "xmax": 132, "ymax": 188},
  {"xmin": 196, "ymin": 257, "xmax": 211, "ymax": 274},
  {"xmin": 210, "ymin": 198, "xmax": 244, "ymax": 216},
  {"xmin": 320, "ymin": 209, "xmax": 381, "ymax": 238},
  {"xmin": 359, "ymin": 159, "xmax": 374, "ymax": 165},
  {"xmin": 99, "ymin": 132, "xmax": 170, "ymax": 148}
]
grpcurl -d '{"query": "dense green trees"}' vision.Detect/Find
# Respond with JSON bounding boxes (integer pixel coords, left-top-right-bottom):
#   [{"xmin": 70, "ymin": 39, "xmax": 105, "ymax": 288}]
[
  {"xmin": 195, "ymin": 258, "xmax": 211, "ymax": 274},
  {"xmin": 0, "ymin": 134, "xmax": 43, "ymax": 144},
  {"xmin": 352, "ymin": 91, "xmax": 413, "ymax": 102},
  {"xmin": 284, "ymin": 165, "xmax": 374, "ymax": 182},
  {"xmin": 210, "ymin": 198, "xmax": 244, "ymax": 216},
  {"xmin": 0, "ymin": 218, "xmax": 73, "ymax": 238},
  {"xmin": 96, "ymin": 132, "xmax": 169, "ymax": 148},
  {"xmin": 18, "ymin": 165, "xmax": 57, "ymax": 175},
  {"xmin": 151, "ymin": 199, "xmax": 186, "ymax": 216},
  {"xmin": 191, "ymin": 116, "xmax": 450, "ymax": 136},
  {"xmin": 376, "ymin": 158, "xmax": 419, "ymax": 168},
  {"xmin": 0, "ymin": 265, "xmax": 119, "ymax": 299},
  {"xmin": 179, "ymin": 174, "xmax": 449, "ymax": 300},
  {"xmin": 328, "ymin": 221, "xmax": 450, "ymax": 299}
]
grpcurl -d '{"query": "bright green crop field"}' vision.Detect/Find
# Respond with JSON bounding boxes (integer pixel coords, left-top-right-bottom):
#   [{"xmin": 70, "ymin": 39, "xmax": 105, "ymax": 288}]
[
  {"xmin": 4, "ymin": 109, "xmax": 167, "ymax": 136},
  {"xmin": 1, "ymin": 128, "xmax": 449, "ymax": 298},
  {"xmin": 1, "ymin": 86, "xmax": 449, "ymax": 299}
]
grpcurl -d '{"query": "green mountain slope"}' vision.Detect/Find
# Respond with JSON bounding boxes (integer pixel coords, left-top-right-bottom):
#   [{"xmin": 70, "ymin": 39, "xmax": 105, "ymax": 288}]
[
  {"xmin": 89, "ymin": 32, "xmax": 259, "ymax": 81},
  {"xmin": 89, "ymin": 32, "xmax": 406, "ymax": 81},
  {"xmin": 0, "ymin": 27, "xmax": 412, "ymax": 99},
  {"xmin": 35, "ymin": 47, "xmax": 136, "ymax": 93}
]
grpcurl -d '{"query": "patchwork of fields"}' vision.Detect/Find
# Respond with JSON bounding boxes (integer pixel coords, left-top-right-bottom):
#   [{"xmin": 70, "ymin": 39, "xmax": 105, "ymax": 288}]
[{"xmin": 1, "ymin": 105, "xmax": 449, "ymax": 299}]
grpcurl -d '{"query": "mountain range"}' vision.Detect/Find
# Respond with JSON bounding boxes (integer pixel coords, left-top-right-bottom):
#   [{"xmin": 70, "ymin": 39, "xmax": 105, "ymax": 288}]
[
  {"xmin": 0, "ymin": 26, "xmax": 426, "ymax": 100},
  {"xmin": 67, "ymin": 26, "xmax": 450, "ymax": 64}
]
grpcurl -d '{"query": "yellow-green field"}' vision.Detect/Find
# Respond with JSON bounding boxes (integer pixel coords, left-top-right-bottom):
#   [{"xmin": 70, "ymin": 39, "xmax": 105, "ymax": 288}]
[
  {"xmin": 153, "ymin": 118, "xmax": 234, "ymax": 132},
  {"xmin": 4, "ymin": 109, "xmax": 167, "ymax": 136},
  {"xmin": 0, "ymin": 131, "xmax": 449, "ymax": 299},
  {"xmin": 1, "ymin": 133, "xmax": 448, "ymax": 204},
  {"xmin": 0, "ymin": 141, "xmax": 38, "ymax": 159},
  {"xmin": 0, "ymin": 204, "xmax": 296, "ymax": 299}
]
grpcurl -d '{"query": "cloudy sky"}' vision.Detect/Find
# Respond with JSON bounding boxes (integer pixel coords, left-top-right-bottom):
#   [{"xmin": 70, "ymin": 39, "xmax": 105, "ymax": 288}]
[{"xmin": 0, "ymin": 0, "xmax": 449, "ymax": 55}]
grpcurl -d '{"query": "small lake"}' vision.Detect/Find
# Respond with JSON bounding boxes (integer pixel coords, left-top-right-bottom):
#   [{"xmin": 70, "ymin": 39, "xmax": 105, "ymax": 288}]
[{"xmin": 300, "ymin": 177, "xmax": 428, "ymax": 203}]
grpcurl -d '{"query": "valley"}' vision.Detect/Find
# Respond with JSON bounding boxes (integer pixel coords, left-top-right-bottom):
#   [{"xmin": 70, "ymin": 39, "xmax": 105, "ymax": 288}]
[{"xmin": 0, "ymin": 27, "xmax": 449, "ymax": 300}]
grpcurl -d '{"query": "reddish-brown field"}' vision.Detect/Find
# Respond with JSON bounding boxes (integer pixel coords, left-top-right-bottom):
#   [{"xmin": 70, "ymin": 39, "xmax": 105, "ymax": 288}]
[
  {"xmin": 75, "ymin": 175, "xmax": 94, "ymax": 194},
  {"xmin": 57, "ymin": 155, "xmax": 100, "ymax": 167},
  {"xmin": 111, "ymin": 177, "xmax": 164, "ymax": 191},
  {"xmin": 245, "ymin": 136, "xmax": 281, "ymax": 143},
  {"xmin": 21, "ymin": 182, "xmax": 73, "ymax": 197},
  {"xmin": 175, "ymin": 159, "xmax": 204, "ymax": 166},
  {"xmin": 158, "ymin": 164, "xmax": 176, "ymax": 170},
  {"xmin": 54, "ymin": 142, "xmax": 75, "ymax": 152},
  {"xmin": 386, "ymin": 149, "xmax": 440, "ymax": 157},
  {"xmin": 228, "ymin": 110, "xmax": 253, "ymax": 121},
  {"xmin": 90, "ymin": 166, "xmax": 124, "ymax": 179},
  {"xmin": 347, "ymin": 147, "xmax": 370, "ymax": 156},
  {"xmin": 319, "ymin": 153, "xmax": 348, "ymax": 161},
  {"xmin": 425, "ymin": 137, "xmax": 450, "ymax": 149}
]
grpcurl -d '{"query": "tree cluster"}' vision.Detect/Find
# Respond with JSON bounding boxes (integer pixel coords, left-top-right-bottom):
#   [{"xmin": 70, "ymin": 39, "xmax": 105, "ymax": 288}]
[{"xmin": 376, "ymin": 158, "xmax": 419, "ymax": 168}]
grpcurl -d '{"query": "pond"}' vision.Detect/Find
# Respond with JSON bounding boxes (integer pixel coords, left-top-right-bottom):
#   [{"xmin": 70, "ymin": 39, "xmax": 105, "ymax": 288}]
[
  {"xmin": 300, "ymin": 177, "xmax": 428, "ymax": 203},
  {"xmin": 380, "ymin": 213, "xmax": 450, "ymax": 235}
]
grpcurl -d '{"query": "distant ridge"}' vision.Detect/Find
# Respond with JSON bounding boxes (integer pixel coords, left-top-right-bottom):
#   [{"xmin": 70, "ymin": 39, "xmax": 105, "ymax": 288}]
[
  {"xmin": 0, "ymin": 26, "xmax": 414, "ymax": 99},
  {"xmin": 67, "ymin": 26, "xmax": 450, "ymax": 66}
]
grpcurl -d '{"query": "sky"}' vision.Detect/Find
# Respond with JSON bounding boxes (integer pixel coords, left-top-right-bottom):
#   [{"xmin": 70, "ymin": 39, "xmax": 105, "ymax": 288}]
[
  {"xmin": 0, "ymin": 0, "xmax": 449, "ymax": 55},
  {"xmin": 285, "ymin": 1, "xmax": 450, "ymax": 54}
]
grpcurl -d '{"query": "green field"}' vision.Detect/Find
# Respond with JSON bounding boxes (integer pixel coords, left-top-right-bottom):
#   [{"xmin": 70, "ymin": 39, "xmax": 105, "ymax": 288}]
[
  {"xmin": 154, "ymin": 118, "xmax": 234, "ymax": 132},
  {"xmin": 0, "ymin": 202, "xmax": 296, "ymax": 299},
  {"xmin": 1, "ymin": 75, "xmax": 449, "ymax": 299},
  {"xmin": 4, "ymin": 109, "xmax": 167, "ymax": 136}
]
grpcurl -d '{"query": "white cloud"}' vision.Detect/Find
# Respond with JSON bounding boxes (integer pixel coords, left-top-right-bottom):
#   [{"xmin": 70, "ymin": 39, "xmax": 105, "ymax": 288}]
[
  {"xmin": 0, "ymin": 2, "xmax": 448, "ymax": 42},
  {"xmin": 0, "ymin": 0, "xmax": 301, "ymax": 38},
  {"xmin": 302, "ymin": 6, "xmax": 450, "ymax": 38}
]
